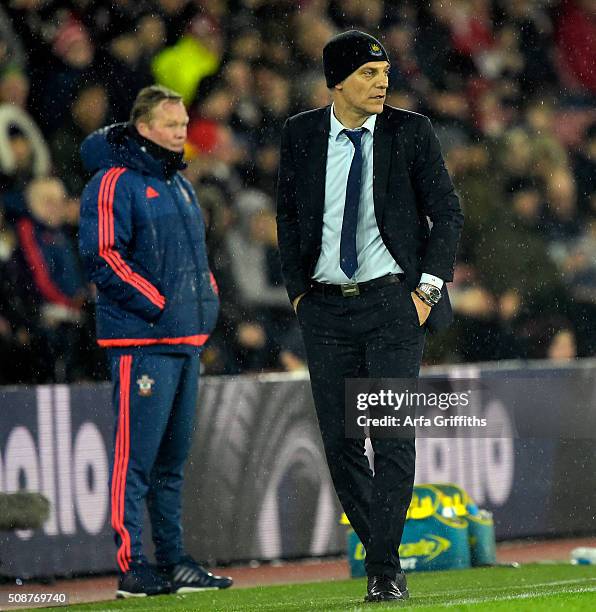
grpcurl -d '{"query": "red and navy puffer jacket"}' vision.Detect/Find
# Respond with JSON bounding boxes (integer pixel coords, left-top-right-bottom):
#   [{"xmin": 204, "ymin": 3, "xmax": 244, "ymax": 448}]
[{"xmin": 79, "ymin": 123, "xmax": 219, "ymax": 350}]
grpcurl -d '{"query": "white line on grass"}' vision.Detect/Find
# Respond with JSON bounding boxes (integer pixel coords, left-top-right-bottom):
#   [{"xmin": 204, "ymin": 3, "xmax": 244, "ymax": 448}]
[
  {"xmin": 428, "ymin": 585, "xmax": 596, "ymax": 608},
  {"xmin": 111, "ymin": 577, "xmax": 596, "ymax": 611},
  {"xmin": 421, "ymin": 576, "xmax": 596, "ymax": 597}
]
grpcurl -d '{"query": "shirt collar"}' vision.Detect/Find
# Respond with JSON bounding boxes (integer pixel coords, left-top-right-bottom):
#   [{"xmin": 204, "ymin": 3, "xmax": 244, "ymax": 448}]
[{"xmin": 330, "ymin": 103, "xmax": 377, "ymax": 141}]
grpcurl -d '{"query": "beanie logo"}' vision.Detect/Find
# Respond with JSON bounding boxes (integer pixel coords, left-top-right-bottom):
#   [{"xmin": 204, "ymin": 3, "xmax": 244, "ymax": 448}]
[{"xmin": 369, "ymin": 42, "xmax": 383, "ymax": 56}]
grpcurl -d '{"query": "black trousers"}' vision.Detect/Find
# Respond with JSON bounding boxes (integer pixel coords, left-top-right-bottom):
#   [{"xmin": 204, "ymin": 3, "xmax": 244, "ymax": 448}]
[{"xmin": 297, "ymin": 280, "xmax": 425, "ymax": 579}]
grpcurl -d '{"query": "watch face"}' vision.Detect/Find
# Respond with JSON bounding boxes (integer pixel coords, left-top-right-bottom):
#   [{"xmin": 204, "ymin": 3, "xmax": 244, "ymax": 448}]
[
  {"xmin": 428, "ymin": 287, "xmax": 441, "ymax": 300},
  {"xmin": 419, "ymin": 284, "xmax": 441, "ymax": 304}
]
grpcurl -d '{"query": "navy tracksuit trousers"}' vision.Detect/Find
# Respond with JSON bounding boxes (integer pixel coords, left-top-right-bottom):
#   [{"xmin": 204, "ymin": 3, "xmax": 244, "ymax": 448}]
[{"xmin": 108, "ymin": 350, "xmax": 200, "ymax": 572}]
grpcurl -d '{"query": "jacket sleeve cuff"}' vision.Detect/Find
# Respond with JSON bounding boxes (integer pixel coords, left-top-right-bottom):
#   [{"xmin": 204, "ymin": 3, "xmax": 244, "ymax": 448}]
[{"xmin": 419, "ymin": 273, "xmax": 444, "ymax": 290}]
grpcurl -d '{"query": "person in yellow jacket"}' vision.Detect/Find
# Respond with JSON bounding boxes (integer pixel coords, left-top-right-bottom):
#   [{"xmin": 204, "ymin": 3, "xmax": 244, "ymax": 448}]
[{"xmin": 152, "ymin": 16, "xmax": 222, "ymax": 105}]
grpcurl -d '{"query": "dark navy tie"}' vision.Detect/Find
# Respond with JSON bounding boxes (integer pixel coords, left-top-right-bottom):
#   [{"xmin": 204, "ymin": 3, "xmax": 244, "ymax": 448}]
[{"xmin": 340, "ymin": 129, "xmax": 364, "ymax": 279}]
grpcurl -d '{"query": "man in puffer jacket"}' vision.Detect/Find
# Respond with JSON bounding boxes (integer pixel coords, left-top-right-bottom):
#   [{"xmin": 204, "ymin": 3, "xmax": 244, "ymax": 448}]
[{"xmin": 79, "ymin": 85, "xmax": 232, "ymax": 598}]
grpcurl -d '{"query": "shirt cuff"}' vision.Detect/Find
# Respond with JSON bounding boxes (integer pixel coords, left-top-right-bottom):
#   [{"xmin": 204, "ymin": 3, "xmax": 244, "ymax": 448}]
[{"xmin": 419, "ymin": 273, "xmax": 444, "ymax": 290}]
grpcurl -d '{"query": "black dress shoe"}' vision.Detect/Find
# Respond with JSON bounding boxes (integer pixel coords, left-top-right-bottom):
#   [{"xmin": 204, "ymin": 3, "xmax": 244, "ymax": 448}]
[
  {"xmin": 395, "ymin": 572, "xmax": 409, "ymax": 599},
  {"xmin": 364, "ymin": 573, "xmax": 409, "ymax": 602}
]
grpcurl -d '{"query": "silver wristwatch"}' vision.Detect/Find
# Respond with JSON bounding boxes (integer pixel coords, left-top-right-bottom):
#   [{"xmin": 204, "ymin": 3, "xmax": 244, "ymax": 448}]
[{"xmin": 415, "ymin": 283, "xmax": 442, "ymax": 306}]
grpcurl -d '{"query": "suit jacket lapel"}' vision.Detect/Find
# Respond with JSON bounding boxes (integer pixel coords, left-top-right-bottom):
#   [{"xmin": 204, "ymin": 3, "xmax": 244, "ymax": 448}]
[
  {"xmin": 373, "ymin": 110, "xmax": 393, "ymax": 224},
  {"xmin": 305, "ymin": 106, "xmax": 330, "ymax": 223}
]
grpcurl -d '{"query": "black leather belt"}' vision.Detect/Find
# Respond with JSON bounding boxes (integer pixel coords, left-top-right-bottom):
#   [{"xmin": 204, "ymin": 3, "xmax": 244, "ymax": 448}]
[{"xmin": 310, "ymin": 274, "xmax": 404, "ymax": 297}]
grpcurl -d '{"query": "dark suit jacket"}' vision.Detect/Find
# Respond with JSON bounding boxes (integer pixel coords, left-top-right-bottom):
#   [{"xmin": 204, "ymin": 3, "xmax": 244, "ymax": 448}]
[{"xmin": 276, "ymin": 105, "xmax": 464, "ymax": 332}]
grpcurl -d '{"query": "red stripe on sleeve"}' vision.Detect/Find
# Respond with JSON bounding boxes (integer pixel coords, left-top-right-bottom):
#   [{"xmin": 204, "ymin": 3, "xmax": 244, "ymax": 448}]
[{"xmin": 97, "ymin": 168, "xmax": 166, "ymax": 310}]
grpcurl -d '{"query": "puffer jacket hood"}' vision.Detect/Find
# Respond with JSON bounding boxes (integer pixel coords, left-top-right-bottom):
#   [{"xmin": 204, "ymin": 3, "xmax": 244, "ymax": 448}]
[{"xmin": 80, "ymin": 123, "xmax": 182, "ymax": 179}]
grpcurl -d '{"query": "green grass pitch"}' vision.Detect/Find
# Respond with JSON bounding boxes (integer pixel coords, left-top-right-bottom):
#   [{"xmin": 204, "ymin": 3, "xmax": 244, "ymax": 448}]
[{"xmin": 62, "ymin": 564, "xmax": 596, "ymax": 611}]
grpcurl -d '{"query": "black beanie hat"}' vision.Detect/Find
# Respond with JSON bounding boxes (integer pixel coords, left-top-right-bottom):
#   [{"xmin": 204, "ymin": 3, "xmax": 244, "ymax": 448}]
[{"xmin": 323, "ymin": 30, "xmax": 389, "ymax": 88}]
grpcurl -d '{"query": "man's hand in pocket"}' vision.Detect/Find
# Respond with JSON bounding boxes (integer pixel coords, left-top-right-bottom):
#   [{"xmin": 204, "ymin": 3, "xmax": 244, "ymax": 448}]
[
  {"xmin": 293, "ymin": 292, "xmax": 307, "ymax": 313},
  {"xmin": 411, "ymin": 292, "xmax": 432, "ymax": 326}
]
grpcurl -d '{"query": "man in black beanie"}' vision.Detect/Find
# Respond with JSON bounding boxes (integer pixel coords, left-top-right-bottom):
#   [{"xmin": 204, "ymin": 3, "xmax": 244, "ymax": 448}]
[{"xmin": 276, "ymin": 31, "xmax": 464, "ymax": 602}]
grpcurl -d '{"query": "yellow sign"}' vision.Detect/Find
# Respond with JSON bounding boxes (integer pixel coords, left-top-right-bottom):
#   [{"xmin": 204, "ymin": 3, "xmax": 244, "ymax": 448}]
[{"xmin": 399, "ymin": 535, "xmax": 452, "ymax": 563}]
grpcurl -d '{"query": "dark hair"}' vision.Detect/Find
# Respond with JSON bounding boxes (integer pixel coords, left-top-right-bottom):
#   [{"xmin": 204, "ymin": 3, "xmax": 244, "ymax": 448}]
[
  {"xmin": 523, "ymin": 315, "xmax": 575, "ymax": 359},
  {"xmin": 129, "ymin": 85, "xmax": 183, "ymax": 125}
]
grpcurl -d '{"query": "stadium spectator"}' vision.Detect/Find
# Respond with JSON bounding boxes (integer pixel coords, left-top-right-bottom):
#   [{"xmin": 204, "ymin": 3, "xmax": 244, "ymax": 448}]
[
  {"xmin": 50, "ymin": 83, "xmax": 110, "ymax": 196},
  {"xmin": 0, "ymin": 70, "xmax": 29, "ymax": 108},
  {"xmin": 0, "ymin": 0, "xmax": 594, "ymax": 380},
  {"xmin": 225, "ymin": 188, "xmax": 300, "ymax": 370},
  {"xmin": 523, "ymin": 315, "xmax": 578, "ymax": 360},
  {"xmin": 17, "ymin": 177, "xmax": 84, "ymax": 309},
  {"xmin": 543, "ymin": 167, "xmax": 582, "ymax": 245},
  {"xmin": 15, "ymin": 177, "xmax": 87, "ymax": 381},
  {"xmin": 0, "ymin": 5, "xmax": 25, "ymax": 72},
  {"xmin": 572, "ymin": 122, "xmax": 596, "ymax": 216},
  {"xmin": 152, "ymin": 14, "xmax": 223, "ymax": 105},
  {"xmin": 555, "ymin": 0, "xmax": 596, "ymax": 97},
  {"xmin": 0, "ymin": 205, "xmax": 41, "ymax": 383},
  {"xmin": 0, "ymin": 104, "xmax": 51, "ymax": 219},
  {"xmin": 40, "ymin": 17, "xmax": 97, "ymax": 136},
  {"xmin": 96, "ymin": 16, "xmax": 168, "ymax": 123}
]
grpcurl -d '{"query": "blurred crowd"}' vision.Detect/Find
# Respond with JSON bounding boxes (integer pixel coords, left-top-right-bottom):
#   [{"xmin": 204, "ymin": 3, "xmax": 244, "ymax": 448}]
[{"xmin": 0, "ymin": 0, "xmax": 595, "ymax": 384}]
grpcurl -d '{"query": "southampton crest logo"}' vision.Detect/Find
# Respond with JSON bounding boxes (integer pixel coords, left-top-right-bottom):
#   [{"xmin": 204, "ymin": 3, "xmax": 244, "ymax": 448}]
[
  {"xmin": 137, "ymin": 374, "xmax": 155, "ymax": 397},
  {"xmin": 369, "ymin": 42, "xmax": 383, "ymax": 56}
]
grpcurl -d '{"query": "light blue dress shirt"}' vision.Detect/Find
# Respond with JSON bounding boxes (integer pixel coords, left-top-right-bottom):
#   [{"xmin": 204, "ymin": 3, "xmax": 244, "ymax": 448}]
[{"xmin": 313, "ymin": 105, "xmax": 443, "ymax": 290}]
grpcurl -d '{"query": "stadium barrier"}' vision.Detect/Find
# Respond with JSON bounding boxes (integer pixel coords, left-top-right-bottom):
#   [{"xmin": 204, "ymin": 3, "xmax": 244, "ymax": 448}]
[{"xmin": 1, "ymin": 359, "xmax": 595, "ymax": 578}]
